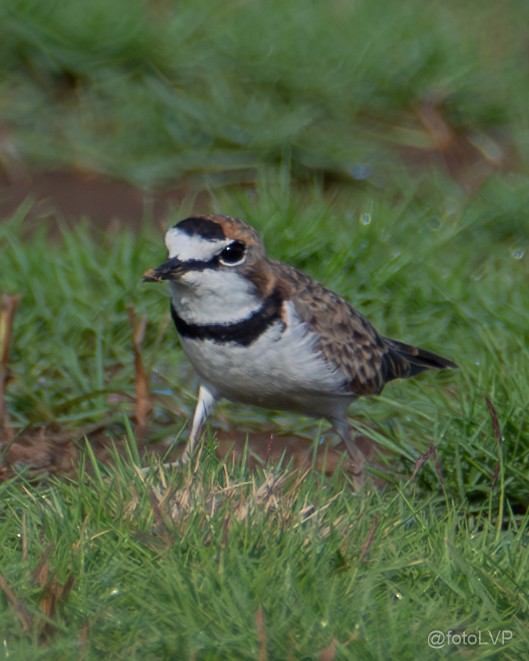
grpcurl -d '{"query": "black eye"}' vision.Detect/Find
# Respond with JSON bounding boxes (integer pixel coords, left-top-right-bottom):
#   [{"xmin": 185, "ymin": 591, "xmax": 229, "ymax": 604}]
[{"xmin": 219, "ymin": 240, "xmax": 246, "ymax": 265}]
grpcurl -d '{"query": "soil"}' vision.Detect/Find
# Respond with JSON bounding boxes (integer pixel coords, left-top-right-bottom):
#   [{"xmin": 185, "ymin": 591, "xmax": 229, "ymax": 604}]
[
  {"xmin": 0, "ymin": 423, "xmax": 386, "ymax": 485},
  {"xmin": 0, "ymin": 167, "xmax": 212, "ymax": 230}
]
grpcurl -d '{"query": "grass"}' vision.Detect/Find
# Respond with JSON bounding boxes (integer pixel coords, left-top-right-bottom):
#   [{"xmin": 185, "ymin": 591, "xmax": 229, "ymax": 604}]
[
  {"xmin": 1, "ymin": 0, "xmax": 529, "ymax": 657},
  {"xmin": 1, "ymin": 0, "xmax": 529, "ymax": 186},
  {"xmin": 1, "ymin": 173, "xmax": 529, "ymax": 657},
  {"xmin": 1, "ymin": 450, "xmax": 529, "ymax": 659},
  {"xmin": 3, "ymin": 176, "xmax": 529, "ymax": 502}
]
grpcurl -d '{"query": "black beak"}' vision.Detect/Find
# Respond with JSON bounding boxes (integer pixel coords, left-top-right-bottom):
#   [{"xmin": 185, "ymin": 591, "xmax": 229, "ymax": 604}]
[{"xmin": 143, "ymin": 257, "xmax": 183, "ymax": 282}]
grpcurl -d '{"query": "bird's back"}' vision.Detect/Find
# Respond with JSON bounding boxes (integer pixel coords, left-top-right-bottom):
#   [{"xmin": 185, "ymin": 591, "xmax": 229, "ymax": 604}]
[{"xmin": 271, "ymin": 261, "xmax": 456, "ymax": 396}]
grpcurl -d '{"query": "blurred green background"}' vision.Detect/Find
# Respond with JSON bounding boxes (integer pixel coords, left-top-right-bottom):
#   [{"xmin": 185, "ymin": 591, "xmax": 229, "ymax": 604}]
[{"xmin": 1, "ymin": 0, "xmax": 527, "ymax": 194}]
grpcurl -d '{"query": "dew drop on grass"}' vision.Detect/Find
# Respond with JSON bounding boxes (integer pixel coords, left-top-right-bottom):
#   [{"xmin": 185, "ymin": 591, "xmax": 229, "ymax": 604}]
[
  {"xmin": 511, "ymin": 247, "xmax": 525, "ymax": 259},
  {"xmin": 360, "ymin": 213, "xmax": 371, "ymax": 225},
  {"xmin": 347, "ymin": 164, "xmax": 372, "ymax": 180}
]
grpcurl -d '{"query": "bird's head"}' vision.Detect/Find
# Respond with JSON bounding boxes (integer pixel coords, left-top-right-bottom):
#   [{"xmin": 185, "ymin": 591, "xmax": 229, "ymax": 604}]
[{"xmin": 143, "ymin": 214, "xmax": 275, "ymax": 299}]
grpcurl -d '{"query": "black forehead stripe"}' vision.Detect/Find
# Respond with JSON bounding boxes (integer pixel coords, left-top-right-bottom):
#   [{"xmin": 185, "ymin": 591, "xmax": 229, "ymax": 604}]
[
  {"xmin": 176, "ymin": 257, "xmax": 217, "ymax": 272},
  {"xmin": 170, "ymin": 289, "xmax": 284, "ymax": 347},
  {"xmin": 155, "ymin": 251, "xmax": 238, "ymax": 275},
  {"xmin": 174, "ymin": 217, "xmax": 226, "ymax": 241}
]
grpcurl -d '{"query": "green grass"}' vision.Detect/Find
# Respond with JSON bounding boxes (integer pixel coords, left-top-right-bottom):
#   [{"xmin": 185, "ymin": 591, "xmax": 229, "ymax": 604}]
[
  {"xmin": 1, "ymin": 0, "xmax": 529, "ymax": 186},
  {"xmin": 1, "ymin": 451, "xmax": 529, "ymax": 660},
  {"xmin": 2, "ymin": 173, "xmax": 529, "ymax": 656},
  {"xmin": 3, "ymin": 175, "xmax": 529, "ymax": 504}
]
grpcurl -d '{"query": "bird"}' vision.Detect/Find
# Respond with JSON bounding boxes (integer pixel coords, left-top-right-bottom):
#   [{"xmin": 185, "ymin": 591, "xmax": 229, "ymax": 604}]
[{"xmin": 143, "ymin": 214, "xmax": 457, "ymax": 479}]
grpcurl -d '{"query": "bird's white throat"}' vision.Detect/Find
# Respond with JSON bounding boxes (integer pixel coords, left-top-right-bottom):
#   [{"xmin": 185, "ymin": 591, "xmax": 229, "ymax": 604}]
[{"xmin": 169, "ymin": 269, "xmax": 262, "ymax": 325}]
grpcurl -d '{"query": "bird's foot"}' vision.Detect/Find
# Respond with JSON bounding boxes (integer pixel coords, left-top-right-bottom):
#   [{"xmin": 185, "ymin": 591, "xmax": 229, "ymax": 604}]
[{"xmin": 344, "ymin": 437, "xmax": 366, "ymax": 490}]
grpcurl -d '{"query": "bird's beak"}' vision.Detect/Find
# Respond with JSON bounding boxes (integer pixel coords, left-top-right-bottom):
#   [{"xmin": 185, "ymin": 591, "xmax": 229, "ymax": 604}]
[{"xmin": 143, "ymin": 257, "xmax": 184, "ymax": 283}]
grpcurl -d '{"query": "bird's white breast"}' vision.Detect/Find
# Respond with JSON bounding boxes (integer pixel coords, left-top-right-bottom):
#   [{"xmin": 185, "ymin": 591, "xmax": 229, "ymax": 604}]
[{"xmin": 179, "ymin": 300, "xmax": 349, "ymax": 416}]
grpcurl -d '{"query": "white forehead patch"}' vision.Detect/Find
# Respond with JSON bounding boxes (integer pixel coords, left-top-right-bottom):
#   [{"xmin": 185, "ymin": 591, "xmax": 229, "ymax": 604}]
[{"xmin": 164, "ymin": 227, "xmax": 227, "ymax": 261}]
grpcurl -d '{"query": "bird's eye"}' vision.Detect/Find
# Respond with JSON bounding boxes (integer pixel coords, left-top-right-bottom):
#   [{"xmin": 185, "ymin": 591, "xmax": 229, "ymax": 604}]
[{"xmin": 219, "ymin": 240, "xmax": 246, "ymax": 265}]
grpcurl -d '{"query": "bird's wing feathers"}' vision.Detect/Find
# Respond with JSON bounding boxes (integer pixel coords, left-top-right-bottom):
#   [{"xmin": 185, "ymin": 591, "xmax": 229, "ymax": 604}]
[
  {"xmin": 271, "ymin": 261, "xmax": 389, "ymax": 395},
  {"xmin": 382, "ymin": 337, "xmax": 458, "ymax": 375},
  {"xmin": 270, "ymin": 261, "xmax": 456, "ymax": 396}
]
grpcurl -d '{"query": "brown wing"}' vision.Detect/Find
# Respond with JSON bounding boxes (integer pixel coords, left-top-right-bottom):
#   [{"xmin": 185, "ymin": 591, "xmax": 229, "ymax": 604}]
[
  {"xmin": 271, "ymin": 261, "xmax": 389, "ymax": 395},
  {"xmin": 271, "ymin": 261, "xmax": 457, "ymax": 396}
]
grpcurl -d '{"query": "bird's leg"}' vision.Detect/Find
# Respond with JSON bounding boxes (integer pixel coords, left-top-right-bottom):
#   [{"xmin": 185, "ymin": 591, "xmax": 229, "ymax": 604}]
[
  {"xmin": 139, "ymin": 384, "xmax": 217, "ymax": 475},
  {"xmin": 331, "ymin": 418, "xmax": 365, "ymax": 485},
  {"xmin": 182, "ymin": 384, "xmax": 218, "ymax": 463}
]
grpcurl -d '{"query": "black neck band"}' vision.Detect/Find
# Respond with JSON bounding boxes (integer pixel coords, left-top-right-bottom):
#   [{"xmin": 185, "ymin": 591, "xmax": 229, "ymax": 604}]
[{"xmin": 170, "ymin": 288, "xmax": 284, "ymax": 347}]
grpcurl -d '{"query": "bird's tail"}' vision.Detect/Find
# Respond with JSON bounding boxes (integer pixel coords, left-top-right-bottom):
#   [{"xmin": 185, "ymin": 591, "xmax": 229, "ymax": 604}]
[{"xmin": 382, "ymin": 337, "xmax": 458, "ymax": 381}]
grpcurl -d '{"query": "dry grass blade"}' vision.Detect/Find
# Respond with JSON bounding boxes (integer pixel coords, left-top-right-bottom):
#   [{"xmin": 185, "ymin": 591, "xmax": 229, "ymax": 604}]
[
  {"xmin": 318, "ymin": 638, "xmax": 337, "ymax": 661},
  {"xmin": 221, "ymin": 514, "xmax": 230, "ymax": 547},
  {"xmin": 27, "ymin": 544, "xmax": 76, "ymax": 640},
  {"xmin": 359, "ymin": 515, "xmax": 379, "ymax": 563},
  {"xmin": 485, "ymin": 396, "xmax": 504, "ymax": 446},
  {"xmin": 39, "ymin": 574, "xmax": 76, "ymax": 622},
  {"xmin": 411, "ymin": 444, "xmax": 444, "ymax": 485},
  {"xmin": 416, "ymin": 96, "xmax": 456, "ymax": 152},
  {"xmin": 0, "ymin": 572, "xmax": 32, "ymax": 632},
  {"xmin": 79, "ymin": 620, "xmax": 91, "ymax": 659},
  {"xmin": 255, "ymin": 606, "xmax": 267, "ymax": 661},
  {"xmin": 146, "ymin": 484, "xmax": 166, "ymax": 528},
  {"xmin": 414, "ymin": 94, "xmax": 505, "ymax": 190},
  {"xmin": 0, "ymin": 293, "xmax": 21, "ymax": 435},
  {"xmin": 127, "ymin": 307, "xmax": 152, "ymax": 436},
  {"xmin": 31, "ymin": 544, "xmax": 54, "ymax": 586}
]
